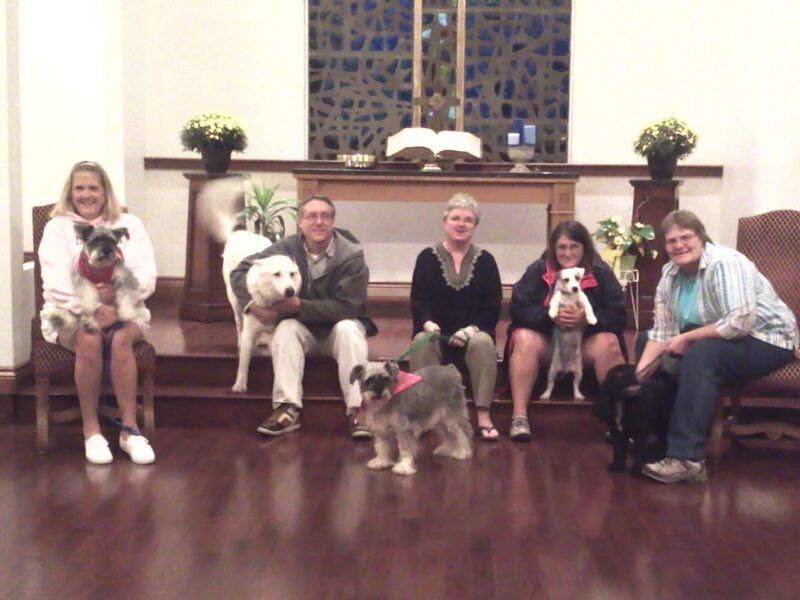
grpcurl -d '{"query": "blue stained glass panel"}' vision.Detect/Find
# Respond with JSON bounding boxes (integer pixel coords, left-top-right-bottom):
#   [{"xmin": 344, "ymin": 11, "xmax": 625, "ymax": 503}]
[{"xmin": 308, "ymin": 1, "xmax": 569, "ymax": 161}]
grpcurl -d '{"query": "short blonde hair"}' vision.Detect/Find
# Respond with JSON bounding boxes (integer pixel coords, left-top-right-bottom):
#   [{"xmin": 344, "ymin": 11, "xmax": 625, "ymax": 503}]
[
  {"xmin": 51, "ymin": 161, "xmax": 124, "ymax": 223},
  {"xmin": 442, "ymin": 193, "xmax": 480, "ymax": 225}
]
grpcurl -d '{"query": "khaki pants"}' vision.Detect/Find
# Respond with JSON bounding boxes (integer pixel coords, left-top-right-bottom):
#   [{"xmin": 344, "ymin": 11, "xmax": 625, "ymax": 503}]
[
  {"xmin": 408, "ymin": 330, "xmax": 497, "ymax": 409},
  {"xmin": 270, "ymin": 318, "xmax": 368, "ymax": 414}
]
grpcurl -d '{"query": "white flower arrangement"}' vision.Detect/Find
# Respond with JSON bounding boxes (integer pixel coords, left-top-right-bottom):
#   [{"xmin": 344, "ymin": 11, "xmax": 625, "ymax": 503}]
[
  {"xmin": 180, "ymin": 111, "xmax": 248, "ymax": 152},
  {"xmin": 633, "ymin": 116, "xmax": 697, "ymax": 160},
  {"xmin": 594, "ymin": 216, "xmax": 658, "ymax": 259}
]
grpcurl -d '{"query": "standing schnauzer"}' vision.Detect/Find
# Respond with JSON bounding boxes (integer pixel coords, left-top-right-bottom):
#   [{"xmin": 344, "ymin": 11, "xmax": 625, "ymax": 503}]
[
  {"xmin": 350, "ymin": 361, "xmax": 473, "ymax": 475},
  {"xmin": 541, "ymin": 266, "xmax": 598, "ymax": 400}
]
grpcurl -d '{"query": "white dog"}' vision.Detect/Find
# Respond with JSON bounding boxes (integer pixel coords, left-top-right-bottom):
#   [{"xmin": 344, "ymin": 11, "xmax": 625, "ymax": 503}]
[
  {"xmin": 541, "ymin": 266, "xmax": 598, "ymax": 400},
  {"xmin": 198, "ymin": 180, "xmax": 302, "ymax": 393},
  {"xmin": 222, "ymin": 232, "xmax": 302, "ymax": 393}
]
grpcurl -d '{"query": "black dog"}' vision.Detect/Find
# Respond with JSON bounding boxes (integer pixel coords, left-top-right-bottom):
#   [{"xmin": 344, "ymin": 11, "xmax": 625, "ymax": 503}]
[{"xmin": 594, "ymin": 363, "xmax": 677, "ymax": 475}]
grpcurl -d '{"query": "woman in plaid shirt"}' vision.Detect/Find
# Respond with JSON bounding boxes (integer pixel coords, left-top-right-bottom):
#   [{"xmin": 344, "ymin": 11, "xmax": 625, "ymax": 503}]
[{"xmin": 638, "ymin": 210, "xmax": 798, "ymax": 484}]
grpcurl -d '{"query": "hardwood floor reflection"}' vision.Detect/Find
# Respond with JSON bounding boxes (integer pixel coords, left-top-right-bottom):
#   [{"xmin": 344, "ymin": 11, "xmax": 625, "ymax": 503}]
[{"xmin": 2, "ymin": 406, "xmax": 799, "ymax": 600}]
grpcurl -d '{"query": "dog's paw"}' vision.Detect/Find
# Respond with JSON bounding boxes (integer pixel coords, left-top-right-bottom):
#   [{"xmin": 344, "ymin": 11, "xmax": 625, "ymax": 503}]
[
  {"xmin": 231, "ymin": 381, "xmax": 248, "ymax": 393},
  {"xmin": 391, "ymin": 462, "xmax": 417, "ymax": 476},
  {"xmin": 540, "ymin": 390, "xmax": 553, "ymax": 400},
  {"xmin": 574, "ymin": 390, "xmax": 585, "ymax": 400},
  {"xmin": 81, "ymin": 318, "xmax": 100, "ymax": 334},
  {"xmin": 432, "ymin": 444, "xmax": 451, "ymax": 457},
  {"xmin": 367, "ymin": 457, "xmax": 393, "ymax": 470},
  {"xmin": 449, "ymin": 447, "xmax": 473, "ymax": 460},
  {"xmin": 587, "ymin": 315, "xmax": 598, "ymax": 326}
]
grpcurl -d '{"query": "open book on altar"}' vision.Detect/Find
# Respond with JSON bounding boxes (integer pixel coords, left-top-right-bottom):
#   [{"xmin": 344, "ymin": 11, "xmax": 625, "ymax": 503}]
[{"xmin": 386, "ymin": 128, "xmax": 482, "ymax": 161}]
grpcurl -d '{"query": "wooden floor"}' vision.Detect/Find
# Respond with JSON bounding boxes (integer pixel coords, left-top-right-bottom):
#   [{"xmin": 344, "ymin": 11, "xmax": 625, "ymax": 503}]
[
  {"xmin": 2, "ymin": 406, "xmax": 800, "ymax": 600},
  {"xmin": 6, "ymin": 292, "xmax": 800, "ymax": 598}
]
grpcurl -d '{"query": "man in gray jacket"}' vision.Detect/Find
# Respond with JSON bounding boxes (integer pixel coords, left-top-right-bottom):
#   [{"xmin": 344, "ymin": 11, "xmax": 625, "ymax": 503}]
[{"xmin": 230, "ymin": 194, "xmax": 377, "ymax": 438}]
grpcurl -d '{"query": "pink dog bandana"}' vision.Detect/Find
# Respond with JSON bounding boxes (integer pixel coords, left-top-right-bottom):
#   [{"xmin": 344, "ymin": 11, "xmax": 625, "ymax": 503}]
[{"xmin": 393, "ymin": 371, "xmax": 423, "ymax": 394}]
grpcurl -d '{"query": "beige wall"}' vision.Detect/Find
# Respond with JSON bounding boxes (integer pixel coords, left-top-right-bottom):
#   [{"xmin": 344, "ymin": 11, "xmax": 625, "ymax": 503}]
[{"xmin": 5, "ymin": 0, "xmax": 800, "ymax": 367}]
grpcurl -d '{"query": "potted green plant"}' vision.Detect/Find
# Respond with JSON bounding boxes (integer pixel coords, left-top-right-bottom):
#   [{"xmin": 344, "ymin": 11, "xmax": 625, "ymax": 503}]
[
  {"xmin": 594, "ymin": 216, "xmax": 658, "ymax": 277},
  {"xmin": 236, "ymin": 176, "xmax": 297, "ymax": 242},
  {"xmin": 180, "ymin": 111, "xmax": 248, "ymax": 174},
  {"xmin": 633, "ymin": 116, "xmax": 698, "ymax": 180}
]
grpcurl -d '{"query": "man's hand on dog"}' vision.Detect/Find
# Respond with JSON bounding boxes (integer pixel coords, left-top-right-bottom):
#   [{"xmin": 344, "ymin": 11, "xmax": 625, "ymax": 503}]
[
  {"xmin": 249, "ymin": 304, "xmax": 279, "ymax": 325},
  {"xmin": 249, "ymin": 296, "xmax": 300, "ymax": 326},
  {"xmin": 273, "ymin": 296, "xmax": 300, "ymax": 314},
  {"xmin": 554, "ymin": 302, "xmax": 588, "ymax": 329}
]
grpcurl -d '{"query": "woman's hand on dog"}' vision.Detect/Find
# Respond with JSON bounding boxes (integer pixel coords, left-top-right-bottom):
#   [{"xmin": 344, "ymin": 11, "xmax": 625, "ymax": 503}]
[
  {"xmin": 553, "ymin": 302, "xmax": 587, "ymax": 329},
  {"xmin": 666, "ymin": 334, "xmax": 691, "ymax": 356},
  {"xmin": 94, "ymin": 304, "xmax": 118, "ymax": 329},
  {"xmin": 95, "ymin": 282, "xmax": 116, "ymax": 306},
  {"xmin": 423, "ymin": 321, "xmax": 441, "ymax": 336},
  {"xmin": 449, "ymin": 325, "xmax": 478, "ymax": 347}
]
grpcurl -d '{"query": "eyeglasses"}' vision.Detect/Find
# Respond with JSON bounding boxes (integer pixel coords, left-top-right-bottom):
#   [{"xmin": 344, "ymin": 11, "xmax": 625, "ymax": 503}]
[
  {"xmin": 301, "ymin": 212, "xmax": 334, "ymax": 223},
  {"xmin": 664, "ymin": 233, "xmax": 698, "ymax": 248}
]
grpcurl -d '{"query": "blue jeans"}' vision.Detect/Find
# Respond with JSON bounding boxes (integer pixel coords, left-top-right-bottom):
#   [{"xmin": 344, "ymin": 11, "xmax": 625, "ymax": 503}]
[{"xmin": 663, "ymin": 337, "xmax": 793, "ymax": 460}]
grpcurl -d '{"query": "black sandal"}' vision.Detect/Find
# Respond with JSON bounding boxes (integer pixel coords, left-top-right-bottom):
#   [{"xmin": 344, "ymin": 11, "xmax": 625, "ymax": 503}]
[{"xmin": 477, "ymin": 425, "xmax": 500, "ymax": 442}]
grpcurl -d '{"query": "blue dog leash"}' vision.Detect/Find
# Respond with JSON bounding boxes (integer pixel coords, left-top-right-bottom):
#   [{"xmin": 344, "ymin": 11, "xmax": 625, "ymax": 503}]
[{"xmin": 100, "ymin": 321, "xmax": 142, "ymax": 436}]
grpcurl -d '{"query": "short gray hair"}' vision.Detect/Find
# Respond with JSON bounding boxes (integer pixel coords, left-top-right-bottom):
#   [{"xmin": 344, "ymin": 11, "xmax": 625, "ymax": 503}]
[{"xmin": 443, "ymin": 193, "xmax": 480, "ymax": 225}]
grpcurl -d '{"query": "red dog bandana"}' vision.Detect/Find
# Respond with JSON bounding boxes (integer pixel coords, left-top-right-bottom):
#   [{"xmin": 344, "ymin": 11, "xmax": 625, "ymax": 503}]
[
  {"xmin": 393, "ymin": 371, "xmax": 423, "ymax": 394},
  {"xmin": 77, "ymin": 250, "xmax": 123, "ymax": 284}
]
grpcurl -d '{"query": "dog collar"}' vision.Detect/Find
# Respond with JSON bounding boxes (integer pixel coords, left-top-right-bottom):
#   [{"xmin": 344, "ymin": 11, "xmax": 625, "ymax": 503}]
[
  {"xmin": 393, "ymin": 371, "xmax": 423, "ymax": 394},
  {"xmin": 77, "ymin": 249, "xmax": 123, "ymax": 284}
]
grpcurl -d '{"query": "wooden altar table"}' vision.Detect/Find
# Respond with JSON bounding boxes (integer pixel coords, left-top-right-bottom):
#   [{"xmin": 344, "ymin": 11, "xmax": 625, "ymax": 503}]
[{"xmin": 293, "ymin": 168, "xmax": 579, "ymax": 234}]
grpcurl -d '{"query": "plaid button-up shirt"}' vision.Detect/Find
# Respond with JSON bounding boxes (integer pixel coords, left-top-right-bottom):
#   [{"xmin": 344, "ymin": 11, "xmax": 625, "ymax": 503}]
[{"xmin": 649, "ymin": 243, "xmax": 799, "ymax": 351}]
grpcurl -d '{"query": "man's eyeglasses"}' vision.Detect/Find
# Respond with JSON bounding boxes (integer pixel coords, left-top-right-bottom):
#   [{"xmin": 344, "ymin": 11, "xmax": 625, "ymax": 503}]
[
  {"xmin": 664, "ymin": 233, "xmax": 698, "ymax": 248},
  {"xmin": 301, "ymin": 212, "xmax": 334, "ymax": 223}
]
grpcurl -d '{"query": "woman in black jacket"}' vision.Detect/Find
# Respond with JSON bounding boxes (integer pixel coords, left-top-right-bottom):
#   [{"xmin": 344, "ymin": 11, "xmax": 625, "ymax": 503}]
[{"xmin": 506, "ymin": 221, "xmax": 627, "ymax": 441}]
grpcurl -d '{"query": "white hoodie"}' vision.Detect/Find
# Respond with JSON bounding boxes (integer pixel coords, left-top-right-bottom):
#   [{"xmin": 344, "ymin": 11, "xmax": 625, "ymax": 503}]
[{"xmin": 38, "ymin": 212, "xmax": 157, "ymax": 343}]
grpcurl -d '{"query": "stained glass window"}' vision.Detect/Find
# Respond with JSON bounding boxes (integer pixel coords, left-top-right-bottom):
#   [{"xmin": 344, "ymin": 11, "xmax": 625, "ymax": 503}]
[{"xmin": 308, "ymin": 0, "xmax": 570, "ymax": 162}]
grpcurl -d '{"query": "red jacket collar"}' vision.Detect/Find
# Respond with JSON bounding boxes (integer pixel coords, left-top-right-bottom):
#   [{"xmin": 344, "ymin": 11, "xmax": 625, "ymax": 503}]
[{"xmin": 542, "ymin": 261, "xmax": 598, "ymax": 305}]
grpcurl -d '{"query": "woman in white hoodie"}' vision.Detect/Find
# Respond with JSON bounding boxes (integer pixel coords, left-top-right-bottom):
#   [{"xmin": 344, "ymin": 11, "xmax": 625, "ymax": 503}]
[{"xmin": 39, "ymin": 161, "xmax": 157, "ymax": 465}]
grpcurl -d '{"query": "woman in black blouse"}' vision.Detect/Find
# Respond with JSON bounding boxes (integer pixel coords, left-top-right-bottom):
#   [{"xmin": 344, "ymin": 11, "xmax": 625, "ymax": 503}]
[{"xmin": 410, "ymin": 193, "xmax": 503, "ymax": 441}]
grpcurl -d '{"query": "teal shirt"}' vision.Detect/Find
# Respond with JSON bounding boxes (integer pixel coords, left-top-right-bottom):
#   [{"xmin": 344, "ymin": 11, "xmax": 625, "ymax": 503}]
[{"xmin": 676, "ymin": 272, "xmax": 701, "ymax": 332}]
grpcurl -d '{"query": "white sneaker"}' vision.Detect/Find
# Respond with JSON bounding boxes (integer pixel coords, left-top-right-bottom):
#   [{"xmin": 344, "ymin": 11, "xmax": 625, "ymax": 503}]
[
  {"xmin": 642, "ymin": 457, "xmax": 707, "ymax": 483},
  {"xmin": 119, "ymin": 434, "xmax": 156, "ymax": 465},
  {"xmin": 85, "ymin": 434, "xmax": 113, "ymax": 465}
]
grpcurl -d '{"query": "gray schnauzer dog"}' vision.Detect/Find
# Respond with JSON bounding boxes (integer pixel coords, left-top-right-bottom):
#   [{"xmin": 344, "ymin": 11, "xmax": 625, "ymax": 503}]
[
  {"xmin": 349, "ymin": 361, "xmax": 473, "ymax": 475},
  {"xmin": 41, "ymin": 224, "xmax": 150, "ymax": 337}
]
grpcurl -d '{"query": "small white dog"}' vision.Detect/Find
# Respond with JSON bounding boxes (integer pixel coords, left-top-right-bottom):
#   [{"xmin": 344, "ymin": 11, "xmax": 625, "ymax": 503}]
[
  {"xmin": 41, "ymin": 224, "xmax": 150, "ymax": 337},
  {"xmin": 541, "ymin": 266, "xmax": 598, "ymax": 400},
  {"xmin": 223, "ymin": 236, "xmax": 301, "ymax": 392}
]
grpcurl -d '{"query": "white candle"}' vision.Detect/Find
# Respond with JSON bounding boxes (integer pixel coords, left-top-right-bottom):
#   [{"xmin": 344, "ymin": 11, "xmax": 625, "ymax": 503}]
[
  {"xmin": 523, "ymin": 124, "xmax": 536, "ymax": 145},
  {"xmin": 507, "ymin": 132, "xmax": 520, "ymax": 146}
]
